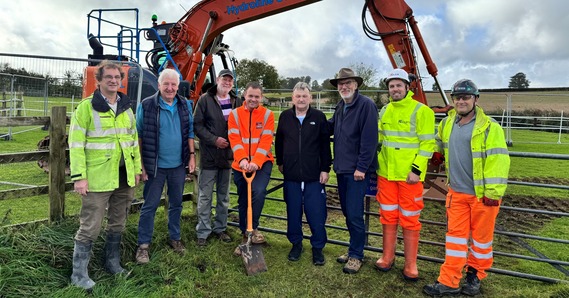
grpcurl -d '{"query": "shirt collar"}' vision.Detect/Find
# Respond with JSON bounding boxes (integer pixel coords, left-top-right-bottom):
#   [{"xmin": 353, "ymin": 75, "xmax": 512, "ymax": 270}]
[{"xmin": 101, "ymin": 93, "xmax": 120, "ymax": 104}]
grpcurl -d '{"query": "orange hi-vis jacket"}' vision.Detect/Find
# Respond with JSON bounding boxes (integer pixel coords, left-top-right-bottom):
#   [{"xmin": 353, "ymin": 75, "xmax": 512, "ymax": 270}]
[{"xmin": 228, "ymin": 104, "xmax": 274, "ymax": 171}]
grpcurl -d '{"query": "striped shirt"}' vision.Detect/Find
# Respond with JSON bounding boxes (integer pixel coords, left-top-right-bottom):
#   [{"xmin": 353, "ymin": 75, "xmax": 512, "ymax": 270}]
[{"xmin": 218, "ymin": 95, "xmax": 232, "ymax": 121}]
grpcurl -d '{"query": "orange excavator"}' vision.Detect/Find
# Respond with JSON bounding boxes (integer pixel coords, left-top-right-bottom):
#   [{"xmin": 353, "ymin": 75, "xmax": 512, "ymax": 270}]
[{"xmin": 84, "ymin": 0, "xmax": 451, "ymax": 111}]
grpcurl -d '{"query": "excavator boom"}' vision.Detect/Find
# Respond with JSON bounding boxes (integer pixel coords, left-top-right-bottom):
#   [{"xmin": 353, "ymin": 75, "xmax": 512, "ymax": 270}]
[
  {"xmin": 84, "ymin": 0, "xmax": 450, "ymax": 109},
  {"xmin": 167, "ymin": 0, "xmax": 448, "ymax": 107}
]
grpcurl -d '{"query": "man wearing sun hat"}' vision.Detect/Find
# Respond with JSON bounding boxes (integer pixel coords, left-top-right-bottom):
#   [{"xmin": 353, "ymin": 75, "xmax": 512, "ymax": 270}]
[{"xmin": 328, "ymin": 67, "xmax": 379, "ymax": 274}]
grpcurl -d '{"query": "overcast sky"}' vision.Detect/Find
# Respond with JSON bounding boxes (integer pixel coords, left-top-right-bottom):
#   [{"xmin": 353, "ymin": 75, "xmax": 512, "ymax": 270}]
[{"xmin": 1, "ymin": 0, "xmax": 568, "ymax": 90}]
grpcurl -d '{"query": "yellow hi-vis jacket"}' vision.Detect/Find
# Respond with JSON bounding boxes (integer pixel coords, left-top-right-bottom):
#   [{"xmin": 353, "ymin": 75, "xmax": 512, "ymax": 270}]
[
  {"xmin": 378, "ymin": 91, "xmax": 436, "ymax": 181},
  {"xmin": 437, "ymin": 106, "xmax": 510, "ymax": 200},
  {"xmin": 68, "ymin": 91, "xmax": 141, "ymax": 192}
]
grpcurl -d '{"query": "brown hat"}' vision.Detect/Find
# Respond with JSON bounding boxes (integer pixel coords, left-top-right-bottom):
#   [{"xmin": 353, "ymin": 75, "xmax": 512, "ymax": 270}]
[
  {"xmin": 218, "ymin": 69, "xmax": 234, "ymax": 78},
  {"xmin": 329, "ymin": 67, "xmax": 363, "ymax": 87}
]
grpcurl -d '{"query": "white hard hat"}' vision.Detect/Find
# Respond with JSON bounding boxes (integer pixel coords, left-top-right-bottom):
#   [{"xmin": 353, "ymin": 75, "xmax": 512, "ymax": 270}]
[{"xmin": 386, "ymin": 69, "xmax": 409, "ymax": 84}]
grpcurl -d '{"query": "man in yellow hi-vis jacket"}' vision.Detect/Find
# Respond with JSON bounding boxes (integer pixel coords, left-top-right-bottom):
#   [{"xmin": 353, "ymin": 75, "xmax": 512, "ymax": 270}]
[
  {"xmin": 423, "ymin": 79, "xmax": 510, "ymax": 297},
  {"xmin": 375, "ymin": 68, "xmax": 436, "ymax": 282},
  {"xmin": 68, "ymin": 60, "xmax": 141, "ymax": 290}
]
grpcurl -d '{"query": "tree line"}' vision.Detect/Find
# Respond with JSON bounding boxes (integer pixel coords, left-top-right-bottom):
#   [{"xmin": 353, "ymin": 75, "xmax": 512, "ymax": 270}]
[
  {"xmin": 0, "ymin": 59, "xmax": 532, "ymax": 100},
  {"xmin": 0, "ymin": 63, "xmax": 82, "ymax": 98},
  {"xmin": 237, "ymin": 59, "xmax": 532, "ymax": 94}
]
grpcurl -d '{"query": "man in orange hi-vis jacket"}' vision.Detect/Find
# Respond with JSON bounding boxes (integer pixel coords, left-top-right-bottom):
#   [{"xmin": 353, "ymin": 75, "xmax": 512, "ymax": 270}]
[{"xmin": 228, "ymin": 81, "xmax": 274, "ymax": 256}]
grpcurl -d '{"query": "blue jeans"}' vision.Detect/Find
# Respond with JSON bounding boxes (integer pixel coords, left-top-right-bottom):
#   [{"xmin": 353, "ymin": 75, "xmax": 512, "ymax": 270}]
[
  {"xmin": 138, "ymin": 165, "xmax": 186, "ymax": 245},
  {"xmin": 337, "ymin": 172, "xmax": 370, "ymax": 260},
  {"xmin": 284, "ymin": 180, "xmax": 328, "ymax": 249},
  {"xmin": 233, "ymin": 162, "xmax": 273, "ymax": 234}
]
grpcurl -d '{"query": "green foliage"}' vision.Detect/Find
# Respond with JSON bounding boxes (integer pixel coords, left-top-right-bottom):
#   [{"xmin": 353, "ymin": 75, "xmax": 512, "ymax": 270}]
[
  {"xmin": 1, "ymin": 109, "xmax": 569, "ymax": 297},
  {"xmin": 0, "ymin": 63, "xmax": 82, "ymax": 98},
  {"xmin": 349, "ymin": 62, "xmax": 378, "ymax": 89},
  {"xmin": 509, "ymin": 72, "xmax": 531, "ymax": 89},
  {"xmin": 280, "ymin": 76, "xmax": 311, "ymax": 89},
  {"xmin": 432, "ymin": 82, "xmax": 439, "ymax": 91},
  {"xmin": 1, "ymin": 208, "xmax": 567, "ymax": 298},
  {"xmin": 236, "ymin": 59, "xmax": 280, "ymax": 90}
]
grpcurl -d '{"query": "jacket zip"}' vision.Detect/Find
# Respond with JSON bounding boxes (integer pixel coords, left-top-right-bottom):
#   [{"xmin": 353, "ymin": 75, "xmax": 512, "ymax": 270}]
[
  {"xmin": 248, "ymin": 109, "xmax": 253, "ymax": 161},
  {"xmin": 297, "ymin": 116, "xmax": 303, "ymax": 179}
]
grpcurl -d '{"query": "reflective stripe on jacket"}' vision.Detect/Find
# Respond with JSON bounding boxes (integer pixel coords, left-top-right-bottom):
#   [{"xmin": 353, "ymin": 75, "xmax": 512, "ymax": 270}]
[
  {"xmin": 437, "ymin": 106, "xmax": 510, "ymax": 199},
  {"xmin": 378, "ymin": 91, "xmax": 436, "ymax": 181},
  {"xmin": 68, "ymin": 90, "xmax": 141, "ymax": 191},
  {"xmin": 227, "ymin": 104, "xmax": 274, "ymax": 171}
]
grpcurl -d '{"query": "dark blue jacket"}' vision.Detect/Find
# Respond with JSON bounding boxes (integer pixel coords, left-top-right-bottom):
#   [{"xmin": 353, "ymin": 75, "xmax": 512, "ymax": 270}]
[
  {"xmin": 275, "ymin": 105, "xmax": 332, "ymax": 182},
  {"xmin": 329, "ymin": 90, "xmax": 378, "ymax": 174},
  {"xmin": 140, "ymin": 92, "xmax": 190, "ymax": 177}
]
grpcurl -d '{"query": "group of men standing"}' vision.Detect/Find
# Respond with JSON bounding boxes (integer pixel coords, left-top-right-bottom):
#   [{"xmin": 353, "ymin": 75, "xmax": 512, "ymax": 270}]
[
  {"xmin": 68, "ymin": 61, "xmax": 241, "ymax": 290},
  {"xmin": 68, "ymin": 60, "xmax": 510, "ymax": 297}
]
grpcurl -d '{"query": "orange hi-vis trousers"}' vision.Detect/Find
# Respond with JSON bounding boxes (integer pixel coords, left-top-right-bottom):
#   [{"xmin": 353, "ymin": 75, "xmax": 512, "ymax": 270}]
[
  {"xmin": 438, "ymin": 187, "xmax": 500, "ymax": 288},
  {"xmin": 377, "ymin": 176, "xmax": 424, "ymax": 230}
]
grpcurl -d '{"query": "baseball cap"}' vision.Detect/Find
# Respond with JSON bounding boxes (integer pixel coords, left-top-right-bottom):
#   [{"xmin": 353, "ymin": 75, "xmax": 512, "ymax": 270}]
[{"xmin": 218, "ymin": 69, "xmax": 234, "ymax": 78}]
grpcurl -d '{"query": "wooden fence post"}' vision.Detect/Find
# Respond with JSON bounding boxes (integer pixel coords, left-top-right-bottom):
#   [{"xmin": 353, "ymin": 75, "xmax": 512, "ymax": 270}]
[{"xmin": 49, "ymin": 106, "xmax": 67, "ymax": 223}]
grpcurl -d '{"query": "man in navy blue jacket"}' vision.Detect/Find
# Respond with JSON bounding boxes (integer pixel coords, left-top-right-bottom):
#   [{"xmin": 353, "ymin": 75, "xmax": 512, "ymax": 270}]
[
  {"xmin": 275, "ymin": 82, "xmax": 332, "ymax": 266},
  {"xmin": 328, "ymin": 68, "xmax": 379, "ymax": 274},
  {"xmin": 135, "ymin": 69, "xmax": 196, "ymax": 264}
]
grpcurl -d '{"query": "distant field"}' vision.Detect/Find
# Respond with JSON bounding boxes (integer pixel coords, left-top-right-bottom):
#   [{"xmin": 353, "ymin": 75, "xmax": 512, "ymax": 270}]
[
  {"xmin": 266, "ymin": 90, "xmax": 569, "ymax": 114},
  {"xmin": 428, "ymin": 91, "xmax": 569, "ymax": 114},
  {"xmin": 2, "ymin": 89, "xmax": 569, "ymax": 118}
]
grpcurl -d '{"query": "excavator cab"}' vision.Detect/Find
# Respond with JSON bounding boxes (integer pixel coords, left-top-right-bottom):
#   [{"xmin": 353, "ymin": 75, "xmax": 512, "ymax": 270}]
[{"xmin": 83, "ymin": 8, "xmax": 238, "ymax": 106}]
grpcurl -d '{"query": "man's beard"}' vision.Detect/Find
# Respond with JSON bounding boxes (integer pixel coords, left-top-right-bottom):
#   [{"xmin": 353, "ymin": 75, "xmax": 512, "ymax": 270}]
[{"xmin": 340, "ymin": 90, "xmax": 354, "ymax": 100}]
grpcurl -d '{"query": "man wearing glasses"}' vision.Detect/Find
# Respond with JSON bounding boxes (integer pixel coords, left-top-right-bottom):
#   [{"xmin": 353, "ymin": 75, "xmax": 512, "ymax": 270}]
[
  {"xmin": 328, "ymin": 68, "xmax": 378, "ymax": 274},
  {"xmin": 423, "ymin": 79, "xmax": 510, "ymax": 296},
  {"xmin": 69, "ymin": 60, "xmax": 141, "ymax": 290},
  {"xmin": 375, "ymin": 68, "xmax": 436, "ymax": 282}
]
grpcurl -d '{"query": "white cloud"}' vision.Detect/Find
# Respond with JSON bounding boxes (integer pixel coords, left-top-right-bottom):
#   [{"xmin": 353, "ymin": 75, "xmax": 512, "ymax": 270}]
[{"xmin": 1, "ymin": 0, "xmax": 568, "ymax": 91}]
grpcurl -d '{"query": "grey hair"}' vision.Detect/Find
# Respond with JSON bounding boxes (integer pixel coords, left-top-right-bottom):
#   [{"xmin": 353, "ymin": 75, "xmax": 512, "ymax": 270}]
[
  {"xmin": 158, "ymin": 69, "xmax": 180, "ymax": 85},
  {"xmin": 293, "ymin": 82, "xmax": 311, "ymax": 92}
]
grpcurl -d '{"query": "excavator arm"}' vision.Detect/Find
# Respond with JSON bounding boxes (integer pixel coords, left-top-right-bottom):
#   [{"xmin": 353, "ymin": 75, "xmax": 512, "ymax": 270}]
[
  {"xmin": 364, "ymin": 0, "xmax": 450, "ymax": 110},
  {"xmin": 168, "ymin": 0, "xmax": 320, "ymax": 101},
  {"xmin": 167, "ymin": 0, "xmax": 449, "ymax": 109}
]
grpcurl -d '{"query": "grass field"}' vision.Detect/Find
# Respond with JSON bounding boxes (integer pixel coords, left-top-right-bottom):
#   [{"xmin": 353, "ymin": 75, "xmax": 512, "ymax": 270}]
[{"xmin": 1, "ymin": 101, "xmax": 568, "ymax": 297}]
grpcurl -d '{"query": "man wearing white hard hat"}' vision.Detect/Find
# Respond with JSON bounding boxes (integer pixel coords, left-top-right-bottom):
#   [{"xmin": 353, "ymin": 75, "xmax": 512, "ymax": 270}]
[{"xmin": 375, "ymin": 68, "xmax": 436, "ymax": 281}]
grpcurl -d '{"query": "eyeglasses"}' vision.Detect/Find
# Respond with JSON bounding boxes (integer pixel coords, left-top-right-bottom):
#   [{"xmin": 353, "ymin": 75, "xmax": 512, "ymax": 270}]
[
  {"xmin": 103, "ymin": 75, "xmax": 122, "ymax": 81},
  {"xmin": 337, "ymin": 80, "xmax": 355, "ymax": 87},
  {"xmin": 452, "ymin": 94, "xmax": 474, "ymax": 101}
]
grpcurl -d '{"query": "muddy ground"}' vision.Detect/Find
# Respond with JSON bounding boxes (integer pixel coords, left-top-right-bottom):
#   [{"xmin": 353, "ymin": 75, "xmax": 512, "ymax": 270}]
[{"xmin": 325, "ymin": 178, "xmax": 569, "ymax": 238}]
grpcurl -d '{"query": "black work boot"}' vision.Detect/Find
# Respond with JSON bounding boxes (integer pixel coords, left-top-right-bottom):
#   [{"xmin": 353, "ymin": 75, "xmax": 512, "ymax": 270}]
[
  {"xmin": 462, "ymin": 267, "xmax": 481, "ymax": 296},
  {"xmin": 71, "ymin": 240, "xmax": 95, "ymax": 290},
  {"xmin": 104, "ymin": 232, "xmax": 126, "ymax": 274},
  {"xmin": 423, "ymin": 281, "xmax": 461, "ymax": 297},
  {"xmin": 312, "ymin": 247, "xmax": 325, "ymax": 266},
  {"xmin": 288, "ymin": 242, "xmax": 303, "ymax": 261}
]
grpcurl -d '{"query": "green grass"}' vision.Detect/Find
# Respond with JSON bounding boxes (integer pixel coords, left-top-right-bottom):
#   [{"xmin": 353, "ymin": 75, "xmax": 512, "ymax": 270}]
[
  {"xmin": 1, "ymin": 116, "xmax": 569, "ymax": 297},
  {"xmin": 1, "ymin": 210, "xmax": 568, "ymax": 298}
]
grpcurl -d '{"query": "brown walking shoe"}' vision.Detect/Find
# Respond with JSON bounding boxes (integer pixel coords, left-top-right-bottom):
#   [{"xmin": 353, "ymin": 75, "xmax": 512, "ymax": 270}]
[
  {"xmin": 136, "ymin": 244, "xmax": 150, "ymax": 264},
  {"xmin": 214, "ymin": 231, "xmax": 232, "ymax": 243},
  {"xmin": 197, "ymin": 238, "xmax": 207, "ymax": 247},
  {"xmin": 343, "ymin": 257, "xmax": 363, "ymax": 274},
  {"xmin": 336, "ymin": 253, "xmax": 349, "ymax": 264},
  {"xmin": 168, "ymin": 239, "xmax": 186, "ymax": 254},
  {"xmin": 233, "ymin": 235, "xmax": 248, "ymax": 257},
  {"xmin": 251, "ymin": 229, "xmax": 266, "ymax": 244}
]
